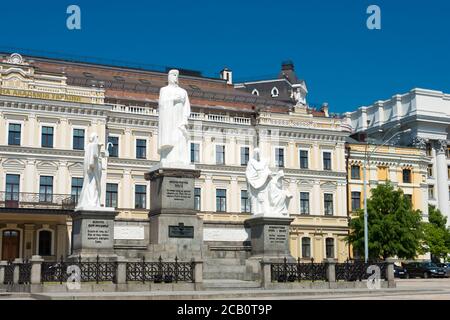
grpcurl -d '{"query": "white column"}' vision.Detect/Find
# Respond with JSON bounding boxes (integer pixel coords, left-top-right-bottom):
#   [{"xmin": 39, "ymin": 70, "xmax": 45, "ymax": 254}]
[{"xmin": 435, "ymin": 140, "xmax": 449, "ymax": 225}]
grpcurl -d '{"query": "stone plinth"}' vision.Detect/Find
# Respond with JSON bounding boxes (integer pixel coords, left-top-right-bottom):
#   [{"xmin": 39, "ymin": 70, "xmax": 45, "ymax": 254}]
[
  {"xmin": 70, "ymin": 208, "xmax": 118, "ymax": 259},
  {"xmin": 244, "ymin": 215, "xmax": 294, "ymax": 261},
  {"xmin": 145, "ymin": 167, "xmax": 204, "ymax": 260}
]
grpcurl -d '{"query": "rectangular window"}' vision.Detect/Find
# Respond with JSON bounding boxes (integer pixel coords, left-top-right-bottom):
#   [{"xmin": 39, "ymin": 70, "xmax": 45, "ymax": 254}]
[
  {"xmin": 402, "ymin": 169, "xmax": 412, "ymax": 184},
  {"xmin": 323, "ymin": 152, "xmax": 332, "ymax": 171},
  {"xmin": 216, "ymin": 145, "xmax": 225, "ymax": 165},
  {"xmin": 191, "ymin": 143, "xmax": 200, "ymax": 163},
  {"xmin": 427, "ymin": 165, "xmax": 433, "ymax": 178},
  {"xmin": 240, "ymin": 147, "xmax": 250, "ymax": 166},
  {"xmin": 136, "ymin": 139, "xmax": 147, "ymax": 159},
  {"xmin": 71, "ymin": 177, "xmax": 83, "ymax": 203},
  {"xmin": 275, "ymin": 148, "xmax": 284, "ymax": 168},
  {"xmin": 428, "ymin": 185, "xmax": 435, "ymax": 200},
  {"xmin": 216, "ymin": 189, "xmax": 226, "ymax": 212},
  {"xmin": 73, "ymin": 129, "xmax": 85, "ymax": 150},
  {"xmin": 351, "ymin": 192, "xmax": 361, "ymax": 211},
  {"xmin": 241, "ymin": 190, "xmax": 251, "ymax": 213},
  {"xmin": 351, "ymin": 165, "xmax": 361, "ymax": 180},
  {"xmin": 41, "ymin": 126, "xmax": 54, "ymax": 148},
  {"xmin": 108, "ymin": 136, "xmax": 119, "ymax": 157},
  {"xmin": 39, "ymin": 176, "xmax": 53, "ymax": 203},
  {"xmin": 299, "ymin": 150, "xmax": 309, "ymax": 169},
  {"xmin": 324, "ymin": 193, "xmax": 333, "ymax": 216},
  {"xmin": 106, "ymin": 183, "xmax": 118, "ymax": 208},
  {"xmin": 5, "ymin": 174, "xmax": 20, "ymax": 201},
  {"xmin": 8, "ymin": 123, "xmax": 21, "ymax": 146},
  {"xmin": 194, "ymin": 188, "xmax": 201, "ymax": 211},
  {"xmin": 300, "ymin": 192, "xmax": 310, "ymax": 215},
  {"xmin": 301, "ymin": 237, "xmax": 311, "ymax": 259},
  {"xmin": 326, "ymin": 238, "xmax": 335, "ymax": 259},
  {"xmin": 135, "ymin": 185, "xmax": 146, "ymax": 209}
]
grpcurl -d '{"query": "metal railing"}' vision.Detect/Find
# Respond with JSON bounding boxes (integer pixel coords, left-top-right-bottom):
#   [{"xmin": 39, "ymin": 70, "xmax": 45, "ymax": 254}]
[
  {"xmin": 126, "ymin": 256, "xmax": 195, "ymax": 283},
  {"xmin": 0, "ymin": 192, "xmax": 74, "ymax": 211},
  {"xmin": 335, "ymin": 260, "xmax": 388, "ymax": 281},
  {"xmin": 41, "ymin": 255, "xmax": 117, "ymax": 284},
  {"xmin": 3, "ymin": 261, "xmax": 14, "ymax": 285},
  {"xmin": 271, "ymin": 258, "xmax": 327, "ymax": 282},
  {"xmin": 18, "ymin": 260, "xmax": 31, "ymax": 284}
]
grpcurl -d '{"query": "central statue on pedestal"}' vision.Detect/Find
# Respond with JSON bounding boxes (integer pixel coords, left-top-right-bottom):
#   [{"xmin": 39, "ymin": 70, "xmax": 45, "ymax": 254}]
[
  {"xmin": 158, "ymin": 69, "xmax": 191, "ymax": 167},
  {"xmin": 246, "ymin": 148, "xmax": 292, "ymax": 217}
]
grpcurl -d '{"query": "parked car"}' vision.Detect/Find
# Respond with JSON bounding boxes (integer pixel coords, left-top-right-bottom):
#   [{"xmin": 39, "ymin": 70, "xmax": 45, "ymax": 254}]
[
  {"xmin": 436, "ymin": 263, "xmax": 450, "ymax": 278},
  {"xmin": 403, "ymin": 262, "xmax": 446, "ymax": 278},
  {"xmin": 394, "ymin": 265, "xmax": 408, "ymax": 278}
]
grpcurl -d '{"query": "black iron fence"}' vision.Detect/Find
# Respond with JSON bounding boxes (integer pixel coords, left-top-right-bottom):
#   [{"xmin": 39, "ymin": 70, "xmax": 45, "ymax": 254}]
[
  {"xmin": 18, "ymin": 260, "xmax": 32, "ymax": 284},
  {"xmin": 3, "ymin": 261, "xmax": 14, "ymax": 285},
  {"xmin": 335, "ymin": 260, "xmax": 388, "ymax": 281},
  {"xmin": 271, "ymin": 258, "xmax": 327, "ymax": 282},
  {"xmin": 126, "ymin": 256, "xmax": 195, "ymax": 283},
  {"xmin": 41, "ymin": 255, "xmax": 117, "ymax": 284}
]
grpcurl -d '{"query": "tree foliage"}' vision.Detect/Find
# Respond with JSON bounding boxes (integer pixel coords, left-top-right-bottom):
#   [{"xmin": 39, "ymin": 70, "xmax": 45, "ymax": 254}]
[
  {"xmin": 420, "ymin": 205, "xmax": 450, "ymax": 262},
  {"xmin": 347, "ymin": 182, "xmax": 423, "ymax": 260}
]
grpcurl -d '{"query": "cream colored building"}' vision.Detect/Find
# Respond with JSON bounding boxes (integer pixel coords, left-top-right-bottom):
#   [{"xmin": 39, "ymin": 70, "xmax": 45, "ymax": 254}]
[{"xmin": 0, "ymin": 53, "xmax": 352, "ymax": 263}]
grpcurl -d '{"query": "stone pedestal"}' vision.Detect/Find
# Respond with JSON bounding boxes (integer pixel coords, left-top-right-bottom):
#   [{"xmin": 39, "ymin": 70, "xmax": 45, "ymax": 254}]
[
  {"xmin": 70, "ymin": 208, "xmax": 118, "ymax": 260},
  {"xmin": 244, "ymin": 215, "xmax": 294, "ymax": 260},
  {"xmin": 145, "ymin": 166, "xmax": 204, "ymax": 260},
  {"xmin": 244, "ymin": 215, "xmax": 294, "ymax": 281}
]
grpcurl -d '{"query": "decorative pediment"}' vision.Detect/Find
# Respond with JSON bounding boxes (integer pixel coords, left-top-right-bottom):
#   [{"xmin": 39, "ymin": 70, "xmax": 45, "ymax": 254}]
[
  {"xmin": 68, "ymin": 162, "xmax": 84, "ymax": 174},
  {"xmin": 321, "ymin": 181, "xmax": 337, "ymax": 190},
  {"xmin": 2, "ymin": 158, "xmax": 26, "ymax": 170},
  {"xmin": 36, "ymin": 161, "xmax": 58, "ymax": 171}
]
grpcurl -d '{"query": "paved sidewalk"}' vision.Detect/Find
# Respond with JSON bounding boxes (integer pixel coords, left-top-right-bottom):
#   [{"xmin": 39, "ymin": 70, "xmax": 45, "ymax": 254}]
[{"xmin": 2, "ymin": 279, "xmax": 449, "ymax": 300}]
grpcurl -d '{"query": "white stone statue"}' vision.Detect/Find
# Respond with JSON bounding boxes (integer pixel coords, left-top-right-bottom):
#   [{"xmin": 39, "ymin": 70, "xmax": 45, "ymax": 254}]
[
  {"xmin": 246, "ymin": 148, "xmax": 292, "ymax": 217},
  {"xmin": 76, "ymin": 133, "xmax": 103, "ymax": 210},
  {"xmin": 158, "ymin": 69, "xmax": 191, "ymax": 167},
  {"xmin": 268, "ymin": 170, "xmax": 292, "ymax": 216}
]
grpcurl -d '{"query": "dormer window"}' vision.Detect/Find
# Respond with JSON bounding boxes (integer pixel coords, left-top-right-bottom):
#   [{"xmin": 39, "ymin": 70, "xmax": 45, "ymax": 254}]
[
  {"xmin": 252, "ymin": 89, "xmax": 259, "ymax": 96},
  {"xmin": 271, "ymin": 87, "xmax": 279, "ymax": 98}
]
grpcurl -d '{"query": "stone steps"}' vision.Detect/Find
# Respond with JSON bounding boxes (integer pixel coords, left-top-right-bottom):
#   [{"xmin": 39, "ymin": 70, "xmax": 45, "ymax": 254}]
[
  {"xmin": 204, "ymin": 258, "xmax": 246, "ymax": 266},
  {"xmin": 202, "ymin": 280, "xmax": 261, "ymax": 290}
]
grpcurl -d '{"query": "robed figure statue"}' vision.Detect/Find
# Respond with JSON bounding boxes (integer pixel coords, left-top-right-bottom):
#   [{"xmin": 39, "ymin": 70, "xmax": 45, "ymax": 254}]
[
  {"xmin": 76, "ymin": 133, "xmax": 102, "ymax": 210},
  {"xmin": 158, "ymin": 69, "xmax": 191, "ymax": 167},
  {"xmin": 246, "ymin": 148, "xmax": 292, "ymax": 217}
]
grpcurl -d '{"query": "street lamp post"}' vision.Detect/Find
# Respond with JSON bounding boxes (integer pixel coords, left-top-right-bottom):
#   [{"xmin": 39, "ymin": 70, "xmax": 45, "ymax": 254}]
[{"xmin": 362, "ymin": 126, "xmax": 411, "ymax": 263}]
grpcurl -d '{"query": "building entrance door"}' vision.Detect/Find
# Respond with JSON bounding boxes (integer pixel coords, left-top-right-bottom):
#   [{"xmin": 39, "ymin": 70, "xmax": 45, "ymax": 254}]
[{"xmin": 1, "ymin": 230, "xmax": 20, "ymax": 261}]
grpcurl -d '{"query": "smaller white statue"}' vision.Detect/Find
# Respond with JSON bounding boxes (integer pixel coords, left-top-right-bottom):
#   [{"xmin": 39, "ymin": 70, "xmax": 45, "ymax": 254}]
[
  {"xmin": 245, "ymin": 148, "xmax": 292, "ymax": 217},
  {"xmin": 268, "ymin": 171, "xmax": 292, "ymax": 216},
  {"xmin": 76, "ymin": 133, "xmax": 103, "ymax": 210}
]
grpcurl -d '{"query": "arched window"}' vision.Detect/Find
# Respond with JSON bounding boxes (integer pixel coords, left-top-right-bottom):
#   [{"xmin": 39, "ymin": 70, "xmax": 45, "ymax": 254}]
[
  {"xmin": 251, "ymin": 89, "xmax": 259, "ymax": 96},
  {"xmin": 301, "ymin": 237, "xmax": 311, "ymax": 259},
  {"xmin": 271, "ymin": 87, "xmax": 279, "ymax": 97},
  {"xmin": 38, "ymin": 230, "xmax": 52, "ymax": 256},
  {"xmin": 325, "ymin": 238, "xmax": 335, "ymax": 259}
]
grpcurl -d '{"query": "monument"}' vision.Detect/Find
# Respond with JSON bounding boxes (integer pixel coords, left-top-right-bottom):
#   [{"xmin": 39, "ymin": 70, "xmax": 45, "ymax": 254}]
[
  {"xmin": 144, "ymin": 70, "xmax": 204, "ymax": 260},
  {"xmin": 244, "ymin": 148, "xmax": 294, "ymax": 262},
  {"xmin": 70, "ymin": 133, "xmax": 117, "ymax": 259}
]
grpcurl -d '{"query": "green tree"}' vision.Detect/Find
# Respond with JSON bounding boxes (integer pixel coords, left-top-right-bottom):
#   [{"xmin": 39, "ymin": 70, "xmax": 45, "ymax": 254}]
[
  {"xmin": 347, "ymin": 182, "xmax": 423, "ymax": 260},
  {"xmin": 420, "ymin": 205, "xmax": 450, "ymax": 262}
]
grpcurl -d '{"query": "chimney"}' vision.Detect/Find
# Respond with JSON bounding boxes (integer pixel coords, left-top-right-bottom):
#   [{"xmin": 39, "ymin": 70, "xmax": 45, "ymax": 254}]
[
  {"xmin": 281, "ymin": 60, "xmax": 294, "ymax": 71},
  {"xmin": 321, "ymin": 103, "xmax": 329, "ymax": 117},
  {"xmin": 220, "ymin": 67, "xmax": 232, "ymax": 85}
]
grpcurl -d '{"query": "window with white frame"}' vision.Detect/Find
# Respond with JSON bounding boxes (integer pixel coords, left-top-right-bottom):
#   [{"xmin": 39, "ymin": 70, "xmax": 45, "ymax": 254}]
[
  {"xmin": 271, "ymin": 87, "xmax": 279, "ymax": 97},
  {"xmin": 216, "ymin": 145, "xmax": 225, "ymax": 165}
]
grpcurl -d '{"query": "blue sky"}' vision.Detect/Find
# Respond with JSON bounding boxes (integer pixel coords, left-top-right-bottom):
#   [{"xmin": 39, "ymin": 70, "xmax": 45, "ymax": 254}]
[{"xmin": 0, "ymin": 0, "xmax": 449, "ymax": 113}]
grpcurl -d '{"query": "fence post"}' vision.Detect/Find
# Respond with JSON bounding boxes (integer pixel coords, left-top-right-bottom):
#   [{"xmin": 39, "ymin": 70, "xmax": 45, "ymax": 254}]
[
  {"xmin": 325, "ymin": 258, "xmax": 337, "ymax": 288},
  {"xmin": 385, "ymin": 258, "xmax": 396, "ymax": 288},
  {"xmin": 193, "ymin": 260, "xmax": 203, "ymax": 285},
  {"xmin": 13, "ymin": 258, "xmax": 22, "ymax": 285},
  {"xmin": 116, "ymin": 257, "xmax": 127, "ymax": 285},
  {"xmin": 260, "ymin": 260, "xmax": 271, "ymax": 289},
  {"xmin": 0, "ymin": 261, "xmax": 7, "ymax": 284},
  {"xmin": 30, "ymin": 255, "xmax": 44, "ymax": 285}
]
